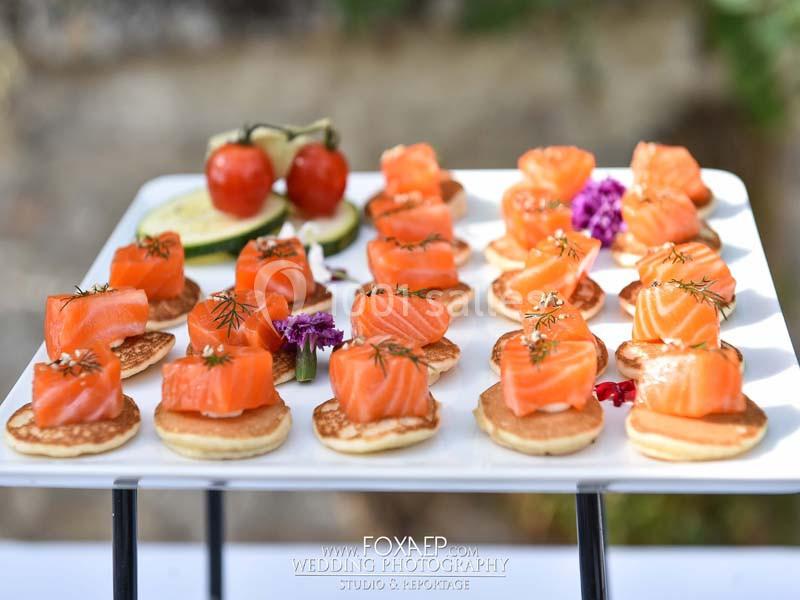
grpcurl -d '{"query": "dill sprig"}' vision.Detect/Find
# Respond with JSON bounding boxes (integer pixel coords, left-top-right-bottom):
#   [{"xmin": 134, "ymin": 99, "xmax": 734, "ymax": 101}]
[
  {"xmin": 255, "ymin": 238, "xmax": 299, "ymax": 260},
  {"xmin": 137, "ymin": 235, "xmax": 174, "ymax": 259},
  {"xmin": 549, "ymin": 230, "xmax": 583, "ymax": 261},
  {"xmin": 201, "ymin": 345, "xmax": 233, "ymax": 369},
  {"xmin": 49, "ymin": 349, "xmax": 102, "ymax": 378},
  {"xmin": 525, "ymin": 336, "xmax": 560, "ymax": 367},
  {"xmin": 668, "ymin": 277, "xmax": 730, "ymax": 319},
  {"xmin": 370, "ymin": 339, "xmax": 429, "ymax": 375},
  {"xmin": 59, "ymin": 283, "xmax": 113, "ymax": 311},
  {"xmin": 363, "ymin": 284, "xmax": 429, "ymax": 299},
  {"xmin": 661, "ymin": 245, "xmax": 693, "ymax": 265},
  {"xmin": 523, "ymin": 307, "xmax": 562, "ymax": 331},
  {"xmin": 209, "ymin": 291, "xmax": 255, "ymax": 336}
]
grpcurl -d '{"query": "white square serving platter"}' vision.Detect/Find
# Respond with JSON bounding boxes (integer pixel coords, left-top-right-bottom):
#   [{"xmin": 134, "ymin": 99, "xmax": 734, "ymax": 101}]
[{"xmin": 1, "ymin": 169, "xmax": 799, "ymax": 493}]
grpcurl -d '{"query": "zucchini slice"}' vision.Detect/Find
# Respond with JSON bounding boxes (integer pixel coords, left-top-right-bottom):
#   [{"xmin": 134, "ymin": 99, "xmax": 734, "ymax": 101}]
[
  {"xmin": 288, "ymin": 200, "xmax": 361, "ymax": 257},
  {"xmin": 137, "ymin": 188, "xmax": 288, "ymax": 259}
]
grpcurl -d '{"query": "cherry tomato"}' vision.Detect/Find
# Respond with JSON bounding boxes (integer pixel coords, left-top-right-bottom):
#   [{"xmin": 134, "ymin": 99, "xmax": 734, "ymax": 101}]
[
  {"xmin": 206, "ymin": 141, "xmax": 275, "ymax": 218},
  {"xmin": 286, "ymin": 142, "xmax": 349, "ymax": 217}
]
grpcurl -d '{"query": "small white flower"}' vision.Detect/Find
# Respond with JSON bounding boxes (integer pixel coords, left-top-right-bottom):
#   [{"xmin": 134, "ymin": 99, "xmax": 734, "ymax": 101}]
[{"xmin": 201, "ymin": 345, "xmax": 214, "ymax": 358}]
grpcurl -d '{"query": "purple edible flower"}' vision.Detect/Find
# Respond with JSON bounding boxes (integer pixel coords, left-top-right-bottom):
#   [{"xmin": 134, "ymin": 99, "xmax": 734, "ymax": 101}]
[
  {"xmin": 571, "ymin": 177, "xmax": 626, "ymax": 247},
  {"xmin": 274, "ymin": 312, "xmax": 344, "ymax": 351}
]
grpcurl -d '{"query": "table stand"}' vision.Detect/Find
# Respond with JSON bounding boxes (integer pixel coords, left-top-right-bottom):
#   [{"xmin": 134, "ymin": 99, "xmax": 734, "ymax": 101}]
[
  {"xmin": 112, "ymin": 487, "xmax": 137, "ymax": 600},
  {"xmin": 576, "ymin": 492, "xmax": 608, "ymax": 600},
  {"xmin": 207, "ymin": 490, "xmax": 224, "ymax": 600}
]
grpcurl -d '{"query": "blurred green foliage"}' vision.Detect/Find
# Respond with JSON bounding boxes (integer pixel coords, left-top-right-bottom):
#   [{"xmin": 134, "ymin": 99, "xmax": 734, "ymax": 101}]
[
  {"xmin": 334, "ymin": 0, "xmax": 800, "ymax": 127},
  {"xmin": 506, "ymin": 494, "xmax": 800, "ymax": 544}
]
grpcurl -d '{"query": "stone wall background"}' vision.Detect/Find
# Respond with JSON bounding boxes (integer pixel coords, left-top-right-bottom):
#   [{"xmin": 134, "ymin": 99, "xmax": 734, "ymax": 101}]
[{"xmin": 0, "ymin": 0, "xmax": 798, "ymax": 545}]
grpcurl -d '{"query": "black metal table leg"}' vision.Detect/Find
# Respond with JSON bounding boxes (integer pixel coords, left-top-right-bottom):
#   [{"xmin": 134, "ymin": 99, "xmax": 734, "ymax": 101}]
[
  {"xmin": 575, "ymin": 492, "xmax": 608, "ymax": 600},
  {"xmin": 207, "ymin": 489, "xmax": 224, "ymax": 600},
  {"xmin": 112, "ymin": 488, "xmax": 138, "ymax": 600}
]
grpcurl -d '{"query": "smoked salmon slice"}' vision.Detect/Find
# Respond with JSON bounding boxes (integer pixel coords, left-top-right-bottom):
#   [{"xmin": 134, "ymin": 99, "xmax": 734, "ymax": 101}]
[
  {"xmin": 508, "ymin": 248, "xmax": 581, "ymax": 303},
  {"xmin": 500, "ymin": 334, "xmax": 597, "ymax": 417},
  {"xmin": 517, "ymin": 146, "xmax": 596, "ymax": 202},
  {"xmin": 520, "ymin": 291, "xmax": 593, "ymax": 342},
  {"xmin": 631, "ymin": 141, "xmax": 711, "ymax": 206},
  {"xmin": 329, "ymin": 335, "xmax": 431, "ymax": 423},
  {"xmin": 187, "ymin": 289, "xmax": 289, "ymax": 353},
  {"xmin": 381, "ymin": 143, "xmax": 442, "ymax": 198},
  {"xmin": 632, "ymin": 281, "xmax": 721, "ymax": 347},
  {"xmin": 161, "ymin": 345, "xmax": 279, "ymax": 416},
  {"xmin": 235, "ymin": 236, "xmax": 315, "ymax": 304},
  {"xmin": 367, "ymin": 237, "xmax": 458, "ymax": 291},
  {"xmin": 636, "ymin": 242, "xmax": 736, "ymax": 302},
  {"xmin": 351, "ymin": 285, "xmax": 450, "ymax": 346},
  {"xmin": 536, "ymin": 230, "xmax": 600, "ymax": 279},
  {"xmin": 502, "ymin": 182, "xmax": 573, "ymax": 249},
  {"xmin": 109, "ymin": 232, "xmax": 185, "ymax": 300},
  {"xmin": 32, "ymin": 345, "xmax": 123, "ymax": 427},
  {"xmin": 45, "ymin": 285, "xmax": 148, "ymax": 360},
  {"xmin": 636, "ymin": 345, "xmax": 745, "ymax": 418},
  {"xmin": 372, "ymin": 194, "xmax": 454, "ymax": 243},
  {"xmin": 621, "ymin": 186, "xmax": 701, "ymax": 247}
]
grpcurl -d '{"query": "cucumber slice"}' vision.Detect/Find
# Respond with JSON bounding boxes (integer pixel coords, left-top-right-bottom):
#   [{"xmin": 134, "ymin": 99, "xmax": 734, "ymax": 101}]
[
  {"xmin": 137, "ymin": 188, "xmax": 288, "ymax": 259},
  {"xmin": 288, "ymin": 200, "xmax": 361, "ymax": 257}
]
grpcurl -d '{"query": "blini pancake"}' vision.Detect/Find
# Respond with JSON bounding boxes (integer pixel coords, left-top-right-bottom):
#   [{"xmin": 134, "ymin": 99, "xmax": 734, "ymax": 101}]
[
  {"xmin": 5, "ymin": 395, "xmax": 140, "ymax": 457},
  {"xmin": 186, "ymin": 343, "xmax": 297, "ymax": 385},
  {"xmin": 484, "ymin": 234, "xmax": 529, "ymax": 272},
  {"xmin": 452, "ymin": 238, "xmax": 471, "ymax": 267},
  {"xmin": 626, "ymin": 396, "xmax": 766, "ymax": 461},
  {"xmin": 113, "ymin": 331, "xmax": 176, "ymax": 379},
  {"xmin": 475, "ymin": 382, "xmax": 603, "ymax": 455},
  {"xmin": 611, "ymin": 221, "xmax": 721, "ymax": 268},
  {"xmin": 489, "ymin": 330, "xmax": 608, "ymax": 377},
  {"xmin": 618, "ymin": 280, "xmax": 736, "ymax": 320},
  {"xmin": 154, "ymin": 399, "xmax": 291, "ymax": 460},
  {"xmin": 313, "ymin": 396, "xmax": 440, "ymax": 454},
  {"xmin": 146, "ymin": 277, "xmax": 202, "ymax": 330},
  {"xmin": 422, "ymin": 337, "xmax": 461, "ymax": 381},
  {"xmin": 358, "ymin": 282, "xmax": 474, "ymax": 318},
  {"xmin": 615, "ymin": 340, "xmax": 744, "ymax": 380},
  {"xmin": 488, "ymin": 273, "xmax": 605, "ymax": 322}
]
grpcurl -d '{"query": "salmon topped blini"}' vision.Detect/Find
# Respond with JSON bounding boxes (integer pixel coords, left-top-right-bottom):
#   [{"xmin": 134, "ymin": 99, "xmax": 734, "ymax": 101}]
[
  {"xmin": 155, "ymin": 345, "xmax": 291, "ymax": 459},
  {"xmin": 365, "ymin": 237, "xmax": 473, "ymax": 316},
  {"xmin": 188, "ymin": 290, "xmax": 288, "ymax": 354},
  {"xmin": 619, "ymin": 242, "xmax": 736, "ymax": 317},
  {"xmin": 490, "ymin": 290, "xmax": 608, "ymax": 376},
  {"xmin": 313, "ymin": 335, "xmax": 441, "ymax": 453},
  {"xmin": 370, "ymin": 192, "xmax": 471, "ymax": 266},
  {"xmin": 616, "ymin": 279, "xmax": 739, "ymax": 379},
  {"xmin": 45, "ymin": 285, "xmax": 148, "ymax": 359},
  {"xmin": 476, "ymin": 331, "xmax": 604, "ymax": 455},
  {"xmin": 5, "ymin": 345, "xmax": 140, "ymax": 457},
  {"xmin": 485, "ymin": 183, "xmax": 573, "ymax": 271},
  {"xmin": 518, "ymin": 146, "xmax": 596, "ymax": 202},
  {"xmin": 186, "ymin": 289, "xmax": 296, "ymax": 384},
  {"xmin": 235, "ymin": 235, "xmax": 331, "ymax": 314},
  {"xmin": 626, "ymin": 345, "xmax": 767, "ymax": 461},
  {"xmin": 611, "ymin": 186, "xmax": 720, "ymax": 267},
  {"xmin": 365, "ymin": 143, "xmax": 467, "ymax": 221},
  {"xmin": 109, "ymin": 231, "xmax": 201, "ymax": 329},
  {"xmin": 631, "ymin": 141, "xmax": 713, "ymax": 215},
  {"xmin": 352, "ymin": 285, "xmax": 460, "ymax": 382},
  {"xmin": 489, "ymin": 230, "xmax": 605, "ymax": 322}
]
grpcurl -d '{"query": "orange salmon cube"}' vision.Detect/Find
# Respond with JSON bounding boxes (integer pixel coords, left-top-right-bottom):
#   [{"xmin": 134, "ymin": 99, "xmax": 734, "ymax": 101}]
[
  {"xmin": 161, "ymin": 346, "xmax": 279, "ymax": 416},
  {"xmin": 44, "ymin": 286, "xmax": 148, "ymax": 360},
  {"xmin": 109, "ymin": 232, "xmax": 185, "ymax": 300},
  {"xmin": 32, "ymin": 346, "xmax": 123, "ymax": 427}
]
